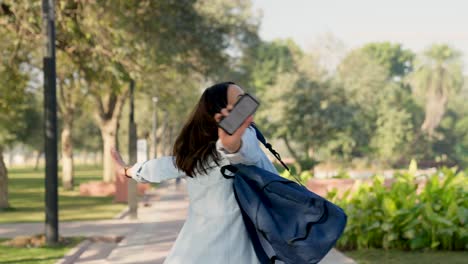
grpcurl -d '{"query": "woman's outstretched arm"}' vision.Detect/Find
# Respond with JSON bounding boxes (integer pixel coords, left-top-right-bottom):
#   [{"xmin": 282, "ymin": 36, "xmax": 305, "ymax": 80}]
[{"xmin": 111, "ymin": 148, "xmax": 185, "ymax": 183}]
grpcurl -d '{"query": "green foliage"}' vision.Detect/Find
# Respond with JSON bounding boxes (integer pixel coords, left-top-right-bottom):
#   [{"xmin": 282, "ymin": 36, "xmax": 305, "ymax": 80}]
[
  {"xmin": 361, "ymin": 42, "xmax": 415, "ymax": 79},
  {"xmin": 280, "ymin": 169, "xmax": 314, "ymax": 185},
  {"xmin": 345, "ymin": 249, "xmax": 468, "ymax": 264},
  {"xmin": 408, "ymin": 159, "xmax": 418, "ymax": 174},
  {"xmin": 369, "ymin": 89, "xmax": 414, "ymax": 162},
  {"xmin": 332, "ymin": 169, "xmax": 351, "ymax": 179},
  {"xmin": 240, "ymin": 40, "xmax": 466, "ymax": 170},
  {"xmin": 328, "ymin": 168, "xmax": 468, "ymax": 250},
  {"xmin": 430, "ymin": 81, "xmax": 468, "ymax": 167},
  {"xmin": 336, "ymin": 47, "xmax": 415, "ymax": 162},
  {"xmin": 0, "ymin": 237, "xmax": 84, "ymax": 264},
  {"xmin": 408, "ymin": 44, "xmax": 464, "ymax": 137},
  {"xmin": 248, "ymin": 39, "xmax": 301, "ymax": 92},
  {"xmin": 1, "ymin": 0, "xmax": 468, "ymax": 176},
  {"xmin": 0, "ymin": 63, "xmax": 40, "ymax": 147},
  {"xmin": 285, "ymin": 80, "xmax": 357, "ymax": 158}
]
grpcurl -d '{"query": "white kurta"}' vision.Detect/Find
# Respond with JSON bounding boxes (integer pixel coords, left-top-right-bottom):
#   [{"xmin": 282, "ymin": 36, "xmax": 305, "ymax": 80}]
[{"xmin": 131, "ymin": 127, "xmax": 278, "ymax": 264}]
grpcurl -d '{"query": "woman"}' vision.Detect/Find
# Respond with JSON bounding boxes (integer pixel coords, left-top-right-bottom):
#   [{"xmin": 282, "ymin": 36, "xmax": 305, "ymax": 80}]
[{"xmin": 111, "ymin": 82, "xmax": 278, "ymax": 263}]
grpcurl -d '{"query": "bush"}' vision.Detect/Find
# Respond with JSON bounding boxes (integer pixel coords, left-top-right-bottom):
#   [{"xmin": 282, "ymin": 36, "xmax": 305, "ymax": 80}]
[
  {"xmin": 327, "ymin": 168, "xmax": 468, "ymax": 250},
  {"xmin": 332, "ymin": 169, "xmax": 351, "ymax": 179},
  {"xmin": 280, "ymin": 170, "xmax": 314, "ymax": 185}
]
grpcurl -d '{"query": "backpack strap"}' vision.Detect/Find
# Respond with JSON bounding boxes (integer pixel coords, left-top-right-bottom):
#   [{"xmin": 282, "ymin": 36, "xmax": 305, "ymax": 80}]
[
  {"xmin": 232, "ymin": 186, "xmax": 273, "ymax": 264},
  {"xmin": 251, "ymin": 123, "xmax": 307, "ymax": 188},
  {"xmin": 250, "ymin": 123, "xmax": 290, "ymax": 172}
]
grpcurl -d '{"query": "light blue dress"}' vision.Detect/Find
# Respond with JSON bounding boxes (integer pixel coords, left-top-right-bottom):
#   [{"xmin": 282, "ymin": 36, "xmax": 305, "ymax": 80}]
[{"xmin": 131, "ymin": 127, "xmax": 278, "ymax": 264}]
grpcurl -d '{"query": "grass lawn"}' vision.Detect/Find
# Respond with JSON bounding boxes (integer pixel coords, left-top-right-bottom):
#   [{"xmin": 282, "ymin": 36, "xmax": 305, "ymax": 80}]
[
  {"xmin": 0, "ymin": 237, "xmax": 84, "ymax": 264},
  {"xmin": 0, "ymin": 165, "xmax": 127, "ymax": 223},
  {"xmin": 344, "ymin": 249, "xmax": 468, "ymax": 264}
]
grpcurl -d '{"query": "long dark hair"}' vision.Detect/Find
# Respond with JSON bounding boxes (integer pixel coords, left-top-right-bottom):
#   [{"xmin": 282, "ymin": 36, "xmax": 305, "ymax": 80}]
[{"xmin": 173, "ymin": 82, "xmax": 235, "ymax": 177}]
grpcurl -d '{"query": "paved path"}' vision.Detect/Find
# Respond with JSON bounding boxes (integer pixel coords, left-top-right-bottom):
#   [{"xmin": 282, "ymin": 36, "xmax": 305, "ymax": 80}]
[
  {"xmin": 0, "ymin": 180, "xmax": 355, "ymax": 264},
  {"xmin": 103, "ymin": 183, "xmax": 188, "ymax": 264},
  {"xmin": 0, "ymin": 219, "xmax": 139, "ymax": 238}
]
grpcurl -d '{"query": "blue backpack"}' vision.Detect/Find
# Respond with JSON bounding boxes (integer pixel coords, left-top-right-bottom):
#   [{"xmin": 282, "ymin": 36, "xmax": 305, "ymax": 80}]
[{"xmin": 221, "ymin": 125, "xmax": 347, "ymax": 264}]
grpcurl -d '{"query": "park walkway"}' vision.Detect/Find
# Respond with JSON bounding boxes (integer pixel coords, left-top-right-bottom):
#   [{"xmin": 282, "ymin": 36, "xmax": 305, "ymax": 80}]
[{"xmin": 0, "ymin": 180, "xmax": 355, "ymax": 264}]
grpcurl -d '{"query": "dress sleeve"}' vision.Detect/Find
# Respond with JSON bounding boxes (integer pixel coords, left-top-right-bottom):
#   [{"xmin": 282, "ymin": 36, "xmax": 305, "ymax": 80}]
[
  {"xmin": 216, "ymin": 126, "xmax": 262, "ymax": 165},
  {"xmin": 129, "ymin": 156, "xmax": 186, "ymax": 183}
]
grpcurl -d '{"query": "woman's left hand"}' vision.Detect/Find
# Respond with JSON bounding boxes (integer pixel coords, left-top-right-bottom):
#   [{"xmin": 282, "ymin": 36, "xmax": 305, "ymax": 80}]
[{"xmin": 110, "ymin": 148, "xmax": 130, "ymax": 179}]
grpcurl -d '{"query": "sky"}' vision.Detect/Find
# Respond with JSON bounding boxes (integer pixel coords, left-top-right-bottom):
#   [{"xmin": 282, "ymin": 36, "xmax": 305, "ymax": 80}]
[{"xmin": 251, "ymin": 0, "xmax": 468, "ymax": 72}]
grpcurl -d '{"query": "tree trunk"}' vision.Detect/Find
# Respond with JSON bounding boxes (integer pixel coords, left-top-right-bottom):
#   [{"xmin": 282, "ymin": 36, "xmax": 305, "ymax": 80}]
[
  {"xmin": 34, "ymin": 151, "xmax": 42, "ymax": 170},
  {"xmin": 159, "ymin": 111, "xmax": 169, "ymax": 156},
  {"xmin": 61, "ymin": 120, "xmax": 74, "ymax": 190},
  {"xmin": 421, "ymin": 91, "xmax": 448, "ymax": 137},
  {"xmin": 421, "ymin": 67, "xmax": 448, "ymax": 137},
  {"xmin": 282, "ymin": 135, "xmax": 303, "ymax": 173},
  {"xmin": 92, "ymin": 88, "xmax": 129, "ymax": 182},
  {"xmin": 99, "ymin": 121, "xmax": 119, "ymax": 182},
  {"xmin": 0, "ymin": 146, "xmax": 10, "ymax": 209},
  {"xmin": 168, "ymin": 124, "xmax": 174, "ymax": 156}
]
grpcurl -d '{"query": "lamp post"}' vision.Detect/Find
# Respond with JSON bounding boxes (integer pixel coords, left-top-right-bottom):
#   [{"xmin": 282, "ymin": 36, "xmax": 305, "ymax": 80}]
[
  {"xmin": 152, "ymin": 97, "xmax": 158, "ymax": 158},
  {"xmin": 42, "ymin": 0, "xmax": 59, "ymax": 245},
  {"xmin": 128, "ymin": 80, "xmax": 137, "ymax": 219}
]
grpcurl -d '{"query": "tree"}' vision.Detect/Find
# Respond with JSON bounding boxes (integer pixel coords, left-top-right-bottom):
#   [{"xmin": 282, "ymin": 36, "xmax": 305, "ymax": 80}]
[
  {"xmin": 1, "ymin": 0, "xmax": 260, "ymax": 182},
  {"xmin": 431, "ymin": 75, "xmax": 468, "ymax": 168},
  {"xmin": 0, "ymin": 4, "xmax": 39, "ymax": 207},
  {"xmin": 336, "ymin": 49, "xmax": 388, "ymax": 156},
  {"xmin": 1, "ymin": 0, "xmax": 84, "ymax": 187},
  {"xmin": 80, "ymin": 0, "xmax": 260, "ymax": 182},
  {"xmin": 369, "ymin": 83, "xmax": 414, "ymax": 162},
  {"xmin": 56, "ymin": 53, "xmax": 87, "ymax": 189},
  {"xmin": 361, "ymin": 42, "xmax": 414, "ymax": 80},
  {"xmin": 336, "ymin": 46, "xmax": 415, "ymax": 164},
  {"xmin": 283, "ymin": 78, "xmax": 356, "ymax": 171},
  {"xmin": 0, "ymin": 59, "xmax": 31, "ymax": 209},
  {"xmin": 244, "ymin": 39, "xmax": 338, "ymax": 171},
  {"xmin": 307, "ymin": 32, "xmax": 347, "ymax": 75},
  {"xmin": 243, "ymin": 39, "xmax": 301, "ymax": 94},
  {"xmin": 0, "ymin": 66, "xmax": 28, "ymax": 208},
  {"xmin": 408, "ymin": 44, "xmax": 464, "ymax": 137},
  {"xmin": 242, "ymin": 39, "xmax": 305, "ymax": 134}
]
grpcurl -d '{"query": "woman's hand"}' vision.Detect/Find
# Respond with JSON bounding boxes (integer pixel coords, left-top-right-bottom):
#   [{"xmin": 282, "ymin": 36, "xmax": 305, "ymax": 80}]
[
  {"xmin": 214, "ymin": 105, "xmax": 253, "ymax": 153},
  {"xmin": 110, "ymin": 148, "xmax": 130, "ymax": 179}
]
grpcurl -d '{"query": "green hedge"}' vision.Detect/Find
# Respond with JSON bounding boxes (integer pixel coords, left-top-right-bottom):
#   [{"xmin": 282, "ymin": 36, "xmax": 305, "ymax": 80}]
[{"xmin": 327, "ymin": 168, "xmax": 468, "ymax": 250}]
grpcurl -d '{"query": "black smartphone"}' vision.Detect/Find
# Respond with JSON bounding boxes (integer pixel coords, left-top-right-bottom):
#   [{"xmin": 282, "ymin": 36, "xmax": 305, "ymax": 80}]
[{"xmin": 218, "ymin": 93, "xmax": 260, "ymax": 135}]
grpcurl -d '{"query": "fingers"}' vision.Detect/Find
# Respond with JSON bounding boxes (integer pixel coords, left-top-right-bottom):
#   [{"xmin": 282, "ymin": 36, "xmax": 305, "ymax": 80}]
[
  {"xmin": 213, "ymin": 105, "xmax": 234, "ymax": 122},
  {"xmin": 214, "ymin": 113, "xmax": 223, "ymax": 123},
  {"xmin": 220, "ymin": 108, "xmax": 229, "ymax": 116},
  {"xmin": 233, "ymin": 115, "xmax": 253, "ymax": 137}
]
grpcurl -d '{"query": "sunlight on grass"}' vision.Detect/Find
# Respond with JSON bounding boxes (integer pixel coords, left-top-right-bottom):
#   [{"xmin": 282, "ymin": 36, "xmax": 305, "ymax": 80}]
[
  {"xmin": 0, "ymin": 237, "xmax": 83, "ymax": 264},
  {"xmin": 345, "ymin": 249, "xmax": 468, "ymax": 264},
  {"xmin": 1, "ymin": 165, "xmax": 127, "ymax": 223}
]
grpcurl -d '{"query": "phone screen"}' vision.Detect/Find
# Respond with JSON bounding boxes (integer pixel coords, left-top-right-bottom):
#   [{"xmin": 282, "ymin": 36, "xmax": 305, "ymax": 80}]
[{"xmin": 218, "ymin": 94, "xmax": 259, "ymax": 135}]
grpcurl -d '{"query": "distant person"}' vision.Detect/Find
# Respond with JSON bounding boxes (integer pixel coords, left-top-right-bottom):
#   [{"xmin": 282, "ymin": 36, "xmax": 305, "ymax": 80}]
[{"xmin": 111, "ymin": 82, "xmax": 278, "ymax": 263}]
